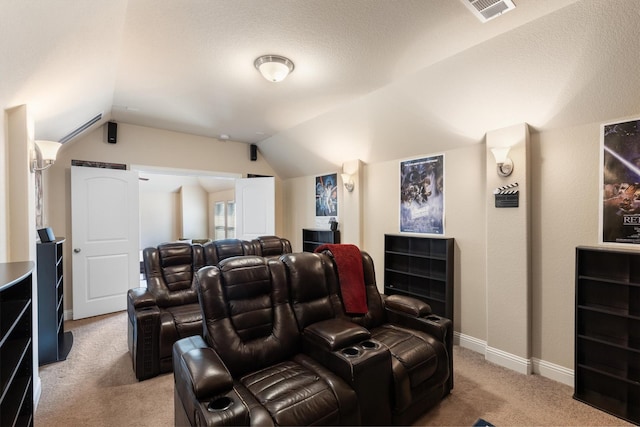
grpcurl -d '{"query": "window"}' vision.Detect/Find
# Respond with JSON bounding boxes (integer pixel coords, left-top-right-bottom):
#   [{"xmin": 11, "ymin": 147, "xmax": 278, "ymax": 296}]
[
  {"xmin": 226, "ymin": 201, "xmax": 235, "ymax": 238},
  {"xmin": 214, "ymin": 200, "xmax": 236, "ymax": 239}
]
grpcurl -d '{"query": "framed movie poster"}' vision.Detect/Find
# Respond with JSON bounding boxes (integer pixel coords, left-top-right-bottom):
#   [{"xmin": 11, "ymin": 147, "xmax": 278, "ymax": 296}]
[
  {"xmin": 601, "ymin": 118, "xmax": 640, "ymax": 244},
  {"xmin": 315, "ymin": 173, "xmax": 338, "ymax": 227},
  {"xmin": 400, "ymin": 154, "xmax": 444, "ymax": 234}
]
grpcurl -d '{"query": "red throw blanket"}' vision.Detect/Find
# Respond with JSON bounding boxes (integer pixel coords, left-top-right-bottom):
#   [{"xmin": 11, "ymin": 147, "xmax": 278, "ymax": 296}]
[{"xmin": 315, "ymin": 243, "xmax": 368, "ymax": 314}]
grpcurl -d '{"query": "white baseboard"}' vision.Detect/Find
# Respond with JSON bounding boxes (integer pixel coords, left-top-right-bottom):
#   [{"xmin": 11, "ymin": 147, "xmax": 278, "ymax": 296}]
[
  {"xmin": 532, "ymin": 357, "xmax": 574, "ymax": 387},
  {"xmin": 485, "ymin": 345, "xmax": 532, "ymax": 375},
  {"xmin": 454, "ymin": 332, "xmax": 574, "ymax": 385},
  {"xmin": 33, "ymin": 375, "xmax": 42, "ymax": 409},
  {"xmin": 454, "ymin": 331, "xmax": 486, "ymax": 354},
  {"xmin": 64, "ymin": 309, "xmax": 73, "ymax": 320}
]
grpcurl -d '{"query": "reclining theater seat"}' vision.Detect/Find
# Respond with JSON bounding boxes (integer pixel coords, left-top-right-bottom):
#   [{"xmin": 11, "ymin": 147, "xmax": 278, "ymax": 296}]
[
  {"xmin": 251, "ymin": 235, "xmax": 292, "ymax": 258},
  {"xmin": 318, "ymin": 245, "xmax": 453, "ymax": 426},
  {"xmin": 281, "ymin": 252, "xmax": 393, "ymax": 426},
  {"xmin": 173, "ymin": 256, "xmax": 360, "ymax": 426},
  {"xmin": 202, "ymin": 238, "xmax": 255, "ymax": 265},
  {"xmin": 127, "ymin": 242, "xmax": 205, "ymax": 380}
]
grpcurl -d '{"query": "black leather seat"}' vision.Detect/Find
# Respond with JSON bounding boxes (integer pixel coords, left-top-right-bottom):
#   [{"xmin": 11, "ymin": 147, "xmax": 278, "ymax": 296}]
[
  {"xmin": 173, "ymin": 256, "xmax": 361, "ymax": 426},
  {"xmin": 322, "ymin": 247, "xmax": 453, "ymax": 425},
  {"xmin": 281, "ymin": 252, "xmax": 393, "ymax": 425},
  {"xmin": 172, "ymin": 247, "xmax": 453, "ymax": 425},
  {"xmin": 127, "ymin": 242, "xmax": 204, "ymax": 380}
]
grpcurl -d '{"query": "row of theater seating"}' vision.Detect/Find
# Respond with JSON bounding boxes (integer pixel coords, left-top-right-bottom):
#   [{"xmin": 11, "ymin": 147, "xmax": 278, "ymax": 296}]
[
  {"xmin": 172, "ymin": 246, "xmax": 453, "ymax": 426},
  {"xmin": 127, "ymin": 236, "xmax": 292, "ymax": 381}
]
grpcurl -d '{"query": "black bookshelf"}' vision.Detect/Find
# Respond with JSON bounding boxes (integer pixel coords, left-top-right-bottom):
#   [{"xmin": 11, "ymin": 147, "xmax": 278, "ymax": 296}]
[{"xmin": 384, "ymin": 234, "xmax": 454, "ymax": 323}]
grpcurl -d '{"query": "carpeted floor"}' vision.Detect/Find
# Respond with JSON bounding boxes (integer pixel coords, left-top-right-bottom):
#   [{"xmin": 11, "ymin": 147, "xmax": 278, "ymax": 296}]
[{"xmin": 35, "ymin": 311, "xmax": 632, "ymax": 426}]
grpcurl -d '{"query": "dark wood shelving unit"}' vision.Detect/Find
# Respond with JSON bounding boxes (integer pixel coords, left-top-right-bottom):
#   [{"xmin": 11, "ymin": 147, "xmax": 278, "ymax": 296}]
[
  {"xmin": 575, "ymin": 246, "xmax": 640, "ymax": 424},
  {"xmin": 0, "ymin": 261, "xmax": 34, "ymax": 427},
  {"xmin": 302, "ymin": 229, "xmax": 340, "ymax": 252},
  {"xmin": 37, "ymin": 238, "xmax": 72, "ymax": 365},
  {"xmin": 384, "ymin": 234, "xmax": 454, "ymax": 323}
]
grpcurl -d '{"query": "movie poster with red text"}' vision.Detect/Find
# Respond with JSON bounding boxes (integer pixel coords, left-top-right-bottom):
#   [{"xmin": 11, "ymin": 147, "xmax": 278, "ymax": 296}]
[{"xmin": 601, "ymin": 118, "xmax": 640, "ymax": 244}]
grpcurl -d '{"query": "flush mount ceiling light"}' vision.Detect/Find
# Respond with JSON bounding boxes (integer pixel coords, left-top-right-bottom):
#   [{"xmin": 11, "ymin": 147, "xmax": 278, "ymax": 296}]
[{"xmin": 254, "ymin": 55, "xmax": 294, "ymax": 82}]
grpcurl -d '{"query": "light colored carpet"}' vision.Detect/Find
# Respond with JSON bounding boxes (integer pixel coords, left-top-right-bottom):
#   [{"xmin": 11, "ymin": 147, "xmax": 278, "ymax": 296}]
[{"xmin": 35, "ymin": 311, "xmax": 631, "ymax": 426}]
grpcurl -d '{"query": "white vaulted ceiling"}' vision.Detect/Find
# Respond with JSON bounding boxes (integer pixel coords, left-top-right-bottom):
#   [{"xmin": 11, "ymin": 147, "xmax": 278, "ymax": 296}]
[{"xmin": 2, "ymin": 0, "xmax": 639, "ymax": 178}]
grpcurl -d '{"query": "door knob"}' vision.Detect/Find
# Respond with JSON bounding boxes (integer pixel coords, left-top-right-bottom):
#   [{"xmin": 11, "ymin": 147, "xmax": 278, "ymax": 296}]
[{"xmin": 74, "ymin": 248, "xmax": 81, "ymax": 253}]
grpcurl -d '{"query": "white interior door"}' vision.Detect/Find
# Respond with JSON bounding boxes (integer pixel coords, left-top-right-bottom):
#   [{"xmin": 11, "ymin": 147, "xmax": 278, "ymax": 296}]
[
  {"xmin": 235, "ymin": 177, "xmax": 275, "ymax": 240},
  {"xmin": 71, "ymin": 166, "xmax": 139, "ymax": 319}
]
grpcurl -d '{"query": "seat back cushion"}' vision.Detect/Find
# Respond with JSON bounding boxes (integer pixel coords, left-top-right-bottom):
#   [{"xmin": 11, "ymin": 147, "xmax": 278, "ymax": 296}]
[
  {"xmin": 144, "ymin": 242, "xmax": 201, "ymax": 307},
  {"xmin": 253, "ymin": 236, "xmax": 292, "ymax": 257},
  {"xmin": 203, "ymin": 239, "xmax": 255, "ymax": 265},
  {"xmin": 196, "ymin": 256, "xmax": 299, "ymax": 376},
  {"xmin": 281, "ymin": 252, "xmax": 341, "ymax": 330},
  {"xmin": 322, "ymin": 250, "xmax": 386, "ymax": 329}
]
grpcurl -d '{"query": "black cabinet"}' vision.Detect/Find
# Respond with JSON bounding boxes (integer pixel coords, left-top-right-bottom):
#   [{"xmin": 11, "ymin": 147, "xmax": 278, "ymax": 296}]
[
  {"xmin": 302, "ymin": 229, "xmax": 340, "ymax": 252},
  {"xmin": 574, "ymin": 246, "xmax": 640, "ymax": 424},
  {"xmin": 37, "ymin": 238, "xmax": 72, "ymax": 365},
  {"xmin": 0, "ymin": 261, "xmax": 34, "ymax": 427},
  {"xmin": 384, "ymin": 234, "xmax": 454, "ymax": 322}
]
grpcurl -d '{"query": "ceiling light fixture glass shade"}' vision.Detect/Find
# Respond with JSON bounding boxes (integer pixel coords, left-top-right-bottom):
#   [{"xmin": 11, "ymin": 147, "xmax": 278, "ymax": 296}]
[{"xmin": 254, "ymin": 55, "xmax": 294, "ymax": 82}]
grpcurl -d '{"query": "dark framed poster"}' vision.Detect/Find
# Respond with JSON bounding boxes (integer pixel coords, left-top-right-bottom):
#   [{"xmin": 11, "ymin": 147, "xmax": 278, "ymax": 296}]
[
  {"xmin": 400, "ymin": 154, "xmax": 444, "ymax": 234},
  {"xmin": 601, "ymin": 118, "xmax": 640, "ymax": 244}
]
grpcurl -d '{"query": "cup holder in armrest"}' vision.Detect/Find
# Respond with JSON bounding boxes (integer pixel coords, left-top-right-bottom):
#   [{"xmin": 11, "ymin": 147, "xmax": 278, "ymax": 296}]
[
  {"xmin": 208, "ymin": 396, "xmax": 234, "ymax": 412},
  {"xmin": 342, "ymin": 346, "xmax": 362, "ymax": 358},
  {"xmin": 425, "ymin": 315, "xmax": 440, "ymax": 322},
  {"xmin": 360, "ymin": 340, "xmax": 379, "ymax": 350}
]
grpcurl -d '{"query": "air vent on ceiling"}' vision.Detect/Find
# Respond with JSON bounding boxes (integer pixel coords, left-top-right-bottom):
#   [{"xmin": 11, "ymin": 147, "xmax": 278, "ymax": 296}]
[
  {"xmin": 461, "ymin": 0, "xmax": 516, "ymax": 23},
  {"xmin": 59, "ymin": 112, "xmax": 103, "ymax": 144}
]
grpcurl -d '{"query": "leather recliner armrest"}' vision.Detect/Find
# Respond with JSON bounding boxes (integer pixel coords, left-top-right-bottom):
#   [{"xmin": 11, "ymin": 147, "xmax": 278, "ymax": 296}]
[
  {"xmin": 385, "ymin": 305, "xmax": 451, "ymax": 343},
  {"xmin": 173, "ymin": 336, "xmax": 250, "ymax": 426},
  {"xmin": 302, "ymin": 320, "xmax": 392, "ymax": 426},
  {"xmin": 127, "ymin": 287, "xmax": 157, "ymax": 309},
  {"xmin": 303, "ymin": 318, "xmax": 371, "ymax": 351},
  {"xmin": 127, "ymin": 289, "xmax": 161, "ymax": 381},
  {"xmin": 175, "ymin": 341, "xmax": 233, "ymax": 399},
  {"xmin": 384, "ymin": 294, "xmax": 432, "ymax": 317}
]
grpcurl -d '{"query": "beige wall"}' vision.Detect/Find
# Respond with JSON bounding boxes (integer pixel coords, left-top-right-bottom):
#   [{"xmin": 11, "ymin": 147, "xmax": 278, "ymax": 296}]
[
  {"xmin": 284, "ymin": 145, "xmax": 488, "ymax": 341},
  {"xmin": 363, "ymin": 145, "xmax": 488, "ymax": 340},
  {"xmin": 179, "ymin": 185, "xmax": 208, "ymax": 239},
  {"xmin": 26, "ymin": 113, "xmax": 638, "ymax": 379},
  {"xmin": 0, "ymin": 111, "xmax": 7, "ymax": 261},
  {"xmin": 45, "ymin": 122, "xmax": 281, "ymax": 313},
  {"xmin": 139, "ymin": 191, "xmax": 179, "ymax": 248},
  {"xmin": 282, "ymin": 117, "xmax": 636, "ymax": 378},
  {"xmin": 530, "ymin": 122, "xmax": 602, "ymax": 369}
]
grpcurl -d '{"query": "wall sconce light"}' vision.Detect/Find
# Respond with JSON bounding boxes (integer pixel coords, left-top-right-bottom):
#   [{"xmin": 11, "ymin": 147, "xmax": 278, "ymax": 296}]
[
  {"xmin": 490, "ymin": 147, "xmax": 514, "ymax": 177},
  {"xmin": 341, "ymin": 173, "xmax": 354, "ymax": 192},
  {"xmin": 254, "ymin": 55, "xmax": 294, "ymax": 82},
  {"xmin": 31, "ymin": 140, "xmax": 62, "ymax": 172}
]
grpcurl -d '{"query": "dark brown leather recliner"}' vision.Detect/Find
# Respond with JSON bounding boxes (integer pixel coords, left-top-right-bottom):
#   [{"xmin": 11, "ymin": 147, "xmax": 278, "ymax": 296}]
[
  {"xmin": 202, "ymin": 238, "xmax": 255, "ymax": 265},
  {"xmin": 281, "ymin": 252, "xmax": 393, "ymax": 426},
  {"xmin": 251, "ymin": 235, "xmax": 292, "ymax": 258},
  {"xmin": 321, "ymin": 247, "xmax": 453, "ymax": 425},
  {"xmin": 127, "ymin": 242, "xmax": 205, "ymax": 380},
  {"xmin": 173, "ymin": 256, "xmax": 362, "ymax": 426}
]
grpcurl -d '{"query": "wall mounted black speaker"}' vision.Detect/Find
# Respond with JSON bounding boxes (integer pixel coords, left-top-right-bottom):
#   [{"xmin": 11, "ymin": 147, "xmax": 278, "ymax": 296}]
[
  {"xmin": 250, "ymin": 144, "xmax": 257, "ymax": 161},
  {"xmin": 107, "ymin": 121, "xmax": 117, "ymax": 144}
]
